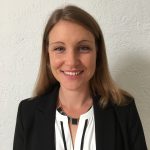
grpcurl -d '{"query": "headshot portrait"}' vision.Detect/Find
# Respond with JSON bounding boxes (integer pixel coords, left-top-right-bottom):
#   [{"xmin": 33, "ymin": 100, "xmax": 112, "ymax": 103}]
[
  {"xmin": 0, "ymin": 1, "xmax": 149, "ymax": 150},
  {"xmin": 13, "ymin": 4, "xmax": 148, "ymax": 150}
]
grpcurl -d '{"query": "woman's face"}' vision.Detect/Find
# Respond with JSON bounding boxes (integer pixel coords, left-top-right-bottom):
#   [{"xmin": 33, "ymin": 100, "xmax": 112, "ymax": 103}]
[{"xmin": 48, "ymin": 20, "xmax": 96, "ymax": 91}]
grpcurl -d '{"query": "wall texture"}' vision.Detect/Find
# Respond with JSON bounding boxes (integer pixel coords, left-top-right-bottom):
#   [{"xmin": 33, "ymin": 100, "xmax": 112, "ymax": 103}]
[{"xmin": 0, "ymin": 0, "xmax": 150, "ymax": 149}]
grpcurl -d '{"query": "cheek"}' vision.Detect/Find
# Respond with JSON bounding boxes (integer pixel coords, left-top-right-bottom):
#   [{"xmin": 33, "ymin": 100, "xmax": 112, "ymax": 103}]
[{"xmin": 49, "ymin": 54, "xmax": 63, "ymax": 70}]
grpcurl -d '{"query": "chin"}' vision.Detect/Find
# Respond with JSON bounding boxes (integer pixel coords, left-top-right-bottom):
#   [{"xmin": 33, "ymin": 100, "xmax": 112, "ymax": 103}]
[{"xmin": 60, "ymin": 83, "xmax": 85, "ymax": 91}]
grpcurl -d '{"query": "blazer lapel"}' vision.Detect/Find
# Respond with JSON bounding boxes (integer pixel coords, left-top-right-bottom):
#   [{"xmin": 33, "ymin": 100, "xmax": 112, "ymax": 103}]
[
  {"xmin": 35, "ymin": 85, "xmax": 59, "ymax": 150},
  {"xmin": 93, "ymin": 96, "xmax": 116, "ymax": 150}
]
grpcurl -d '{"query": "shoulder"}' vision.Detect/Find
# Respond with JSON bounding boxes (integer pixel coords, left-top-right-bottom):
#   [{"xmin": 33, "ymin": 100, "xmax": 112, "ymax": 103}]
[
  {"xmin": 113, "ymin": 95, "xmax": 137, "ymax": 115},
  {"xmin": 18, "ymin": 84, "xmax": 59, "ymax": 113},
  {"xmin": 17, "ymin": 85, "xmax": 59, "ymax": 121},
  {"xmin": 18, "ymin": 93, "xmax": 51, "ymax": 116},
  {"xmin": 112, "ymin": 95, "xmax": 142, "ymax": 128},
  {"xmin": 18, "ymin": 97, "xmax": 39, "ymax": 115},
  {"xmin": 16, "ymin": 95, "xmax": 51, "ymax": 129},
  {"xmin": 16, "ymin": 96, "xmax": 42, "ymax": 126}
]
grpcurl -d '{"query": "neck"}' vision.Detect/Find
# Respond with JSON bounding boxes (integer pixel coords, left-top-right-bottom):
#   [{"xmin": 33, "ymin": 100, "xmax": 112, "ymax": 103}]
[{"xmin": 58, "ymin": 86, "xmax": 92, "ymax": 110}]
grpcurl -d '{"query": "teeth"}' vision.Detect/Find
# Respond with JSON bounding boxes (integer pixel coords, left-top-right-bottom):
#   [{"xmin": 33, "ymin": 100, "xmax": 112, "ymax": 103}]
[{"xmin": 63, "ymin": 71, "xmax": 82, "ymax": 76}]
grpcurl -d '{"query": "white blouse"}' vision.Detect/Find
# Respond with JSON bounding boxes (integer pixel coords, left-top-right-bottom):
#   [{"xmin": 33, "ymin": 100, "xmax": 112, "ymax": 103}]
[{"xmin": 55, "ymin": 106, "xmax": 96, "ymax": 150}]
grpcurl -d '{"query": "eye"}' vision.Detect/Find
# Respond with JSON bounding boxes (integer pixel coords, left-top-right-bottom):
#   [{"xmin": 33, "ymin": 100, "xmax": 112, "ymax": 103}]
[
  {"xmin": 78, "ymin": 45, "xmax": 91, "ymax": 52},
  {"xmin": 54, "ymin": 46, "xmax": 65, "ymax": 53}
]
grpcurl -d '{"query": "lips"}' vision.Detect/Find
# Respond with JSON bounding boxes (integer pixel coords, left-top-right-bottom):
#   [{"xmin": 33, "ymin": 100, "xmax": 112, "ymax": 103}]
[{"xmin": 61, "ymin": 70, "xmax": 83, "ymax": 76}]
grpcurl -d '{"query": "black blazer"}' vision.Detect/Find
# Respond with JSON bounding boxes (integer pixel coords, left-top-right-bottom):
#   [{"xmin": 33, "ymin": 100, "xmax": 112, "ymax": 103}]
[{"xmin": 13, "ymin": 85, "xmax": 147, "ymax": 150}]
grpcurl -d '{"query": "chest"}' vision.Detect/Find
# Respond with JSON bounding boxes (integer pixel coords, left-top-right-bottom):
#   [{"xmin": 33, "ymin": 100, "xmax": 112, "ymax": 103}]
[
  {"xmin": 69, "ymin": 123, "xmax": 78, "ymax": 146},
  {"xmin": 24, "ymin": 105, "xmax": 127, "ymax": 150},
  {"xmin": 55, "ymin": 108, "xmax": 96, "ymax": 150}
]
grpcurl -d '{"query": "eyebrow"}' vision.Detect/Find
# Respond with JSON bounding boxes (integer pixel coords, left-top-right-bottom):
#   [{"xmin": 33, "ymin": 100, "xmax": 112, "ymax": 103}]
[
  {"xmin": 49, "ymin": 40, "xmax": 93, "ymax": 45},
  {"xmin": 78, "ymin": 40, "xmax": 93, "ymax": 44},
  {"xmin": 49, "ymin": 41, "xmax": 64, "ymax": 45}
]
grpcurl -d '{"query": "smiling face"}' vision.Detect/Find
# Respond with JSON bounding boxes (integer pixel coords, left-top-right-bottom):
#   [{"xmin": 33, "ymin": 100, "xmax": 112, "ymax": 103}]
[{"xmin": 48, "ymin": 20, "xmax": 96, "ymax": 91}]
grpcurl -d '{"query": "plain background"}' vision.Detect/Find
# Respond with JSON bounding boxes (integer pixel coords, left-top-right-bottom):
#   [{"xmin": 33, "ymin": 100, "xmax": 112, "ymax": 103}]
[{"xmin": 0, "ymin": 0, "xmax": 150, "ymax": 149}]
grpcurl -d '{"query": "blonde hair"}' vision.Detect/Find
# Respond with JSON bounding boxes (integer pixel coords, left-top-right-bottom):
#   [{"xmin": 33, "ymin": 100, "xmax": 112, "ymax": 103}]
[{"xmin": 33, "ymin": 5, "xmax": 132, "ymax": 107}]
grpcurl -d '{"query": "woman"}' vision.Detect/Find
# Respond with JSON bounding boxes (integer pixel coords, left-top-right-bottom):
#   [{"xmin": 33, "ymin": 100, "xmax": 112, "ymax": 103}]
[{"xmin": 13, "ymin": 5, "xmax": 147, "ymax": 150}]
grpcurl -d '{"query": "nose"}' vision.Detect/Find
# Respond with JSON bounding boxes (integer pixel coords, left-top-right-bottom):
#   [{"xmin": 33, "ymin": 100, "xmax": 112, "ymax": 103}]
[{"xmin": 65, "ymin": 50, "xmax": 79, "ymax": 66}]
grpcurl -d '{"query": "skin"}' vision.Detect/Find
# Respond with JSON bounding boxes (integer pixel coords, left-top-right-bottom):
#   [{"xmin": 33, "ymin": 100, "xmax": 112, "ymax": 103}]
[{"xmin": 48, "ymin": 20, "xmax": 97, "ymax": 146}]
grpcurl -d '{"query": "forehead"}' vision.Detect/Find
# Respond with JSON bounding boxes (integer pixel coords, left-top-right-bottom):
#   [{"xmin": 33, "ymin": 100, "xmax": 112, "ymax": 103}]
[{"xmin": 48, "ymin": 20, "xmax": 95, "ymax": 43}]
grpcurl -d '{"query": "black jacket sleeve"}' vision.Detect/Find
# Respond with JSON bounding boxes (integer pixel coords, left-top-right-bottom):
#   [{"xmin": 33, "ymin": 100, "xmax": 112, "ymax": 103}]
[
  {"xmin": 13, "ymin": 101, "xmax": 25, "ymax": 150},
  {"xmin": 128, "ymin": 100, "xmax": 147, "ymax": 150}
]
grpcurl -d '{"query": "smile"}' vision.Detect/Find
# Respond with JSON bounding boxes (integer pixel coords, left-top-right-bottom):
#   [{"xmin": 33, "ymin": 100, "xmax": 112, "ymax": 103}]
[{"xmin": 62, "ymin": 71, "xmax": 83, "ymax": 76}]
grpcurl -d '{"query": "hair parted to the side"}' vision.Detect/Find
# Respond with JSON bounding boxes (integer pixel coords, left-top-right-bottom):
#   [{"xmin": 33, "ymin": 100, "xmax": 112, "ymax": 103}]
[{"xmin": 32, "ymin": 5, "xmax": 132, "ymax": 107}]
